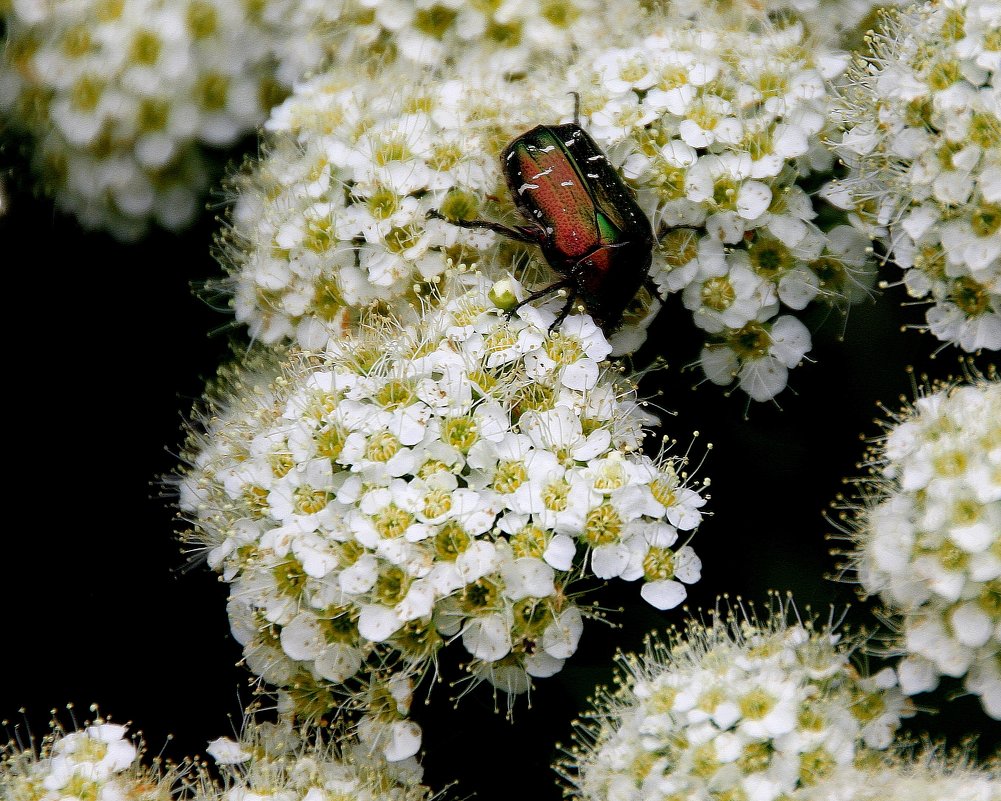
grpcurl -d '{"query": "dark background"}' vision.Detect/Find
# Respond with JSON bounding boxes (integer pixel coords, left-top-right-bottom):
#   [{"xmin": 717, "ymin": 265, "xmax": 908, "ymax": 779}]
[{"xmin": 1, "ymin": 169, "xmax": 998, "ymax": 799}]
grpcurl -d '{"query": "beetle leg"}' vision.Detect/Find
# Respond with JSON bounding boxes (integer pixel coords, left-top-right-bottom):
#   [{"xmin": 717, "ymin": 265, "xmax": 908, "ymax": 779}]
[
  {"xmin": 426, "ymin": 209, "xmax": 541, "ymax": 245},
  {"xmin": 550, "ymin": 286, "xmax": 579, "ymax": 331},
  {"xmin": 504, "ymin": 277, "xmax": 575, "ymax": 319}
]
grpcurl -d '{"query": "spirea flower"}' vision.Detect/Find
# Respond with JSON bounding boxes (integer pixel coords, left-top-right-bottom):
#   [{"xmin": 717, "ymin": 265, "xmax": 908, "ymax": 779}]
[
  {"xmin": 663, "ymin": 0, "xmax": 906, "ymax": 50},
  {"xmin": 219, "ymin": 65, "xmax": 568, "ymax": 350},
  {"xmin": 0, "ymin": 0, "xmax": 284, "ymax": 240},
  {"xmin": 838, "ymin": 373, "xmax": 1001, "ymax": 718},
  {"xmin": 1, "ymin": 712, "xmax": 176, "ymax": 801},
  {"xmin": 829, "ymin": 0, "xmax": 1001, "ymax": 353},
  {"xmin": 558, "ymin": 601, "xmax": 911, "ymax": 801},
  {"xmin": 566, "ymin": 18, "xmax": 876, "ymax": 400},
  {"xmin": 179, "ymin": 274, "xmax": 707, "ymax": 758},
  {"xmin": 798, "ymin": 745, "xmax": 1001, "ymax": 801},
  {"xmin": 259, "ymin": 0, "xmax": 647, "ymax": 81},
  {"xmin": 200, "ymin": 719, "xmax": 431, "ymax": 801}
]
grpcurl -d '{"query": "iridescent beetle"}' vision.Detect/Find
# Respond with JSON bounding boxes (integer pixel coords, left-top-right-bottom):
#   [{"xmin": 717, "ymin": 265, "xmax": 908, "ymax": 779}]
[{"xmin": 429, "ymin": 96, "xmax": 654, "ymax": 331}]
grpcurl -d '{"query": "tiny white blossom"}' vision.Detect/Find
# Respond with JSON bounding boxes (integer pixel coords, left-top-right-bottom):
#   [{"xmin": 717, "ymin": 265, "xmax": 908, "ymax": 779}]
[{"xmin": 842, "ymin": 375, "xmax": 1001, "ymax": 718}]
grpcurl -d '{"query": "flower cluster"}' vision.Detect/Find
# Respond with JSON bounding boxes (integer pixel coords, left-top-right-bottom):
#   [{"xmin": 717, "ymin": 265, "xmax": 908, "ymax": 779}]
[
  {"xmin": 259, "ymin": 0, "xmax": 644, "ymax": 81},
  {"xmin": 841, "ymin": 374, "xmax": 1001, "ymax": 718},
  {"xmin": 559, "ymin": 602, "xmax": 911, "ymax": 801},
  {"xmin": 829, "ymin": 0, "xmax": 1001, "ymax": 353},
  {"xmin": 180, "ymin": 275, "xmax": 707, "ymax": 759},
  {"xmin": 796, "ymin": 746, "xmax": 1001, "ymax": 801},
  {"xmin": 0, "ymin": 715, "xmax": 170, "ymax": 801},
  {"xmin": 220, "ymin": 66, "xmax": 569, "ymax": 350},
  {"xmin": 664, "ymin": 0, "xmax": 904, "ymax": 50},
  {"xmin": 203, "ymin": 719, "xmax": 432, "ymax": 801},
  {"xmin": 565, "ymin": 21, "xmax": 876, "ymax": 401},
  {"xmin": 0, "ymin": 0, "xmax": 284, "ymax": 240}
]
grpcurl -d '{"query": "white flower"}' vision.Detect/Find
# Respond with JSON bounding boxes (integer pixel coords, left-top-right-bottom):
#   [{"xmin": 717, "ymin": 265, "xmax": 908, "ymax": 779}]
[
  {"xmin": 206, "ymin": 717, "xmax": 431, "ymax": 801},
  {"xmin": 564, "ymin": 19, "xmax": 872, "ymax": 400},
  {"xmin": 206, "ymin": 738, "xmax": 251, "ymax": 765},
  {"xmin": 1, "ymin": 717, "xmax": 170, "ymax": 801},
  {"xmin": 797, "ymin": 747, "xmax": 1001, "ymax": 801},
  {"xmin": 179, "ymin": 276, "xmax": 707, "ymax": 742},
  {"xmin": 830, "ymin": 0, "xmax": 1001, "ymax": 354},
  {"xmin": 560, "ymin": 602, "xmax": 910, "ymax": 801},
  {"xmin": 0, "ymin": 0, "xmax": 280, "ymax": 239},
  {"xmin": 843, "ymin": 375, "xmax": 1001, "ymax": 717}
]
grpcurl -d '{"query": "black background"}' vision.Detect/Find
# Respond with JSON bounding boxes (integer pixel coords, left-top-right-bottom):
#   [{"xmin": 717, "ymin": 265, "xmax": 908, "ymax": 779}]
[{"xmin": 2, "ymin": 164, "xmax": 999, "ymax": 800}]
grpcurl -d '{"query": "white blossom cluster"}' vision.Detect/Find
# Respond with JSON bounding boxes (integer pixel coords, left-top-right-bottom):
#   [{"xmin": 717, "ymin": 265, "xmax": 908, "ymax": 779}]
[
  {"xmin": 664, "ymin": 0, "xmax": 905, "ymax": 50},
  {"xmin": 202, "ymin": 719, "xmax": 432, "ymax": 801},
  {"xmin": 258, "ymin": 0, "xmax": 643, "ymax": 82},
  {"xmin": 559, "ymin": 605, "xmax": 911, "ymax": 801},
  {"xmin": 565, "ymin": 21, "xmax": 876, "ymax": 402},
  {"xmin": 180, "ymin": 275, "xmax": 707, "ymax": 760},
  {"xmin": 797, "ymin": 750, "xmax": 1001, "ymax": 801},
  {"xmin": 221, "ymin": 66, "xmax": 570, "ymax": 350},
  {"xmin": 0, "ymin": 717, "xmax": 159, "ymax": 801},
  {"xmin": 829, "ymin": 0, "xmax": 1001, "ymax": 353},
  {"xmin": 845, "ymin": 375, "xmax": 1001, "ymax": 718},
  {"xmin": 0, "ymin": 0, "xmax": 284, "ymax": 240}
]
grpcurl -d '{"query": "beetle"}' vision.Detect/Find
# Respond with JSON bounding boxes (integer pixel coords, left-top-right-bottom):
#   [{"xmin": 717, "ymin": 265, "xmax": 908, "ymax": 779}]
[{"xmin": 428, "ymin": 96, "xmax": 654, "ymax": 331}]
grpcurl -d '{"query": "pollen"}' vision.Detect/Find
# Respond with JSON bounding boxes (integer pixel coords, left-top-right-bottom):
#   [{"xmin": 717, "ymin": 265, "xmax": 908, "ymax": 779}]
[
  {"xmin": 367, "ymin": 186, "xmax": 399, "ymax": 220},
  {"xmin": 186, "ymin": 0, "xmax": 218, "ymax": 37},
  {"xmin": 442, "ymin": 415, "xmax": 479, "ymax": 452},
  {"xmin": 434, "ymin": 521, "xmax": 471, "ymax": 559},
  {"xmin": 413, "ymin": 5, "xmax": 458, "ymax": 38},
  {"xmin": 485, "ymin": 326, "xmax": 519, "ymax": 354},
  {"xmin": 375, "ymin": 565, "xmax": 409, "ymax": 604},
  {"xmin": 129, "ymin": 29, "xmax": 161, "ymax": 65},
  {"xmin": 542, "ymin": 478, "xmax": 571, "ymax": 511},
  {"xmin": 701, "ymin": 276, "xmax": 736, "ymax": 311},
  {"xmin": 376, "ymin": 378, "xmax": 416, "ymax": 410},
  {"xmin": 374, "ymin": 503, "xmax": 413, "ymax": 539},
  {"xmin": 315, "ymin": 423, "xmax": 347, "ymax": 460},
  {"xmin": 136, "ymin": 98, "xmax": 170, "ymax": 133},
  {"xmin": 798, "ymin": 747, "xmax": 835, "ymax": 785},
  {"xmin": 422, "ymin": 487, "xmax": 452, "ymax": 519},
  {"xmin": 273, "ymin": 558, "xmax": 308, "ymax": 599},
  {"xmin": 583, "ymin": 502, "xmax": 623, "ymax": 545},
  {"xmin": 539, "ymin": 0, "xmax": 579, "ymax": 27},
  {"xmin": 269, "ymin": 451, "xmax": 295, "ymax": 478},
  {"xmin": 739, "ymin": 687, "xmax": 775, "ymax": 720},
  {"xmin": 737, "ymin": 741, "xmax": 772, "ymax": 774},
  {"xmin": 511, "ymin": 524, "xmax": 547, "ymax": 558},
  {"xmin": 461, "ymin": 577, "xmax": 501, "ymax": 611},
  {"xmin": 70, "ymin": 75, "xmax": 105, "ymax": 111},
  {"xmin": 492, "ymin": 459, "xmax": 528, "ymax": 493},
  {"xmin": 195, "ymin": 72, "xmax": 230, "ymax": 111},
  {"xmin": 294, "ymin": 486, "xmax": 329, "ymax": 515},
  {"xmin": 643, "ymin": 546, "xmax": 675, "ymax": 581},
  {"xmin": 61, "ymin": 25, "xmax": 92, "ymax": 58},
  {"xmin": 365, "ymin": 431, "xmax": 401, "ymax": 462},
  {"xmin": 749, "ymin": 236, "xmax": 794, "ymax": 279},
  {"xmin": 952, "ymin": 276, "xmax": 990, "ymax": 316},
  {"xmin": 650, "ymin": 476, "xmax": 677, "ymax": 508}
]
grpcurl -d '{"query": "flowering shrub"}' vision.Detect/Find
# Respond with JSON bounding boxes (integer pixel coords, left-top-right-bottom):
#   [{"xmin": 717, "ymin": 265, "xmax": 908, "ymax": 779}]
[
  {"xmin": 566, "ymin": 20, "xmax": 876, "ymax": 400},
  {"xmin": 0, "ymin": 0, "xmax": 285, "ymax": 239},
  {"xmin": 1, "ymin": 716, "xmax": 170, "ymax": 801},
  {"xmin": 839, "ymin": 373, "xmax": 1001, "ymax": 718},
  {"xmin": 829, "ymin": 0, "xmax": 1001, "ymax": 352},
  {"xmin": 219, "ymin": 66, "xmax": 567, "ymax": 350},
  {"xmin": 180, "ymin": 274, "xmax": 707, "ymax": 760},
  {"xmin": 203, "ymin": 718, "xmax": 432, "ymax": 801},
  {"xmin": 797, "ymin": 746, "xmax": 1001, "ymax": 801},
  {"xmin": 558, "ymin": 601, "xmax": 911, "ymax": 801}
]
